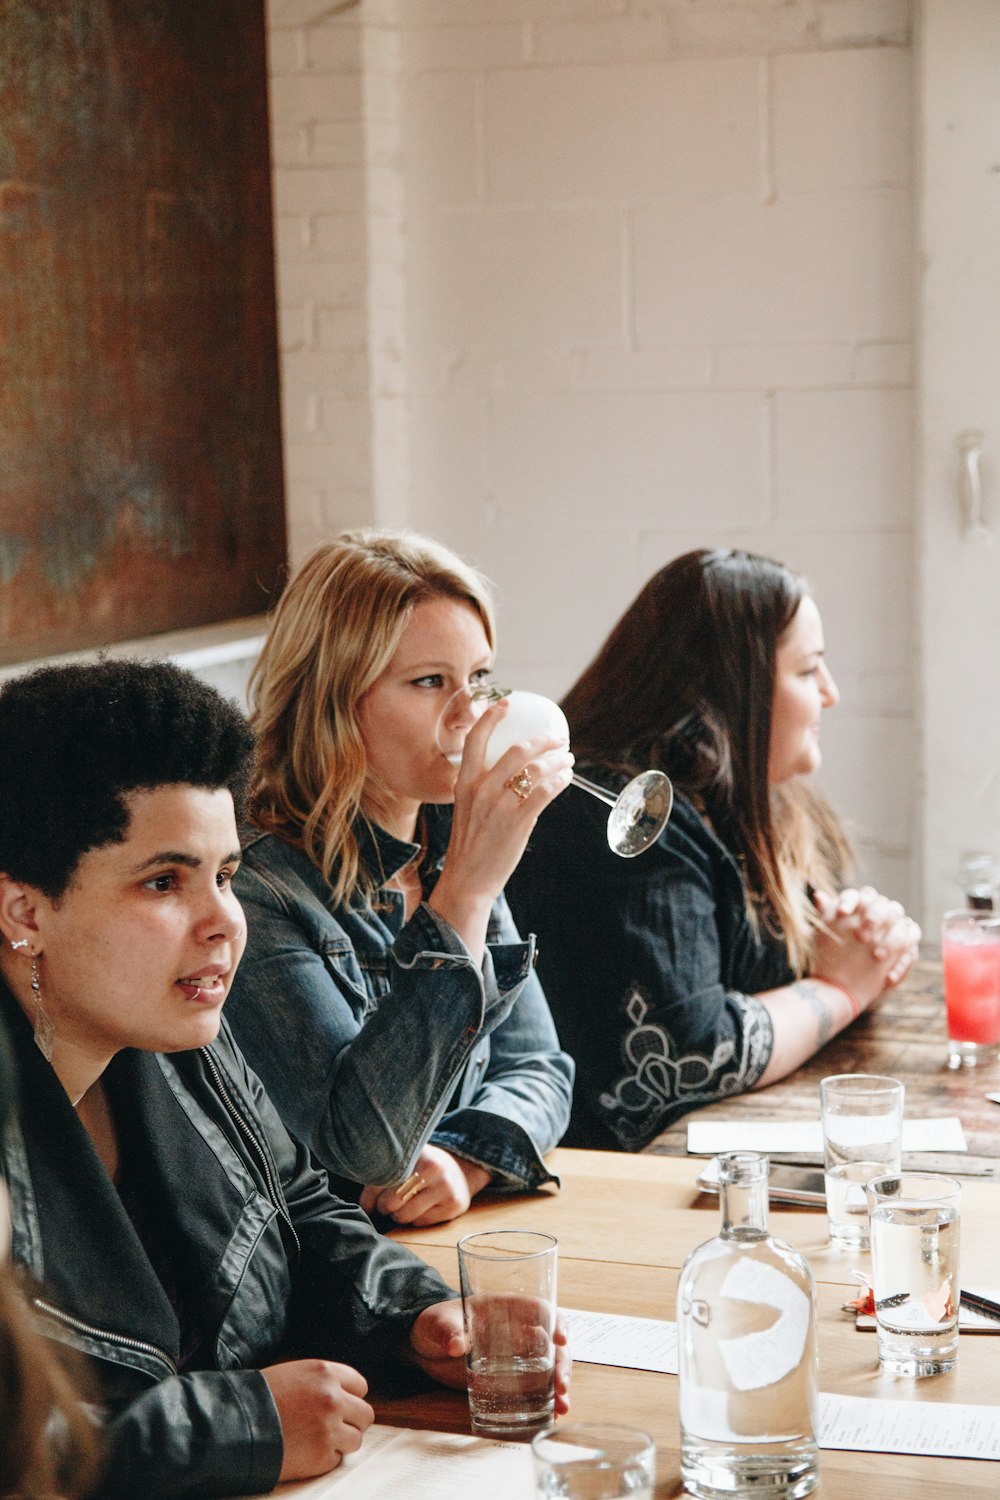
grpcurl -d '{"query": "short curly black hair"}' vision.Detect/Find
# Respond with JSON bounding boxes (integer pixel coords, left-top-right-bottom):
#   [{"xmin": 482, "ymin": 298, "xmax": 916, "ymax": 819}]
[{"xmin": 0, "ymin": 658, "xmax": 255, "ymax": 899}]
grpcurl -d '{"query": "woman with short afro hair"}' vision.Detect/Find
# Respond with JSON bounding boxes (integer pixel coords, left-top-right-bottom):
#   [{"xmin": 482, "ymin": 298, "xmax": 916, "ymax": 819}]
[{"xmin": 0, "ymin": 658, "xmax": 552, "ymax": 1498}]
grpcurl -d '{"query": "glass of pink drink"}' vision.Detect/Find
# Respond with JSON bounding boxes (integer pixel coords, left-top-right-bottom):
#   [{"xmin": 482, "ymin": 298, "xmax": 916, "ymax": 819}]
[{"xmin": 941, "ymin": 909, "xmax": 1000, "ymax": 1068}]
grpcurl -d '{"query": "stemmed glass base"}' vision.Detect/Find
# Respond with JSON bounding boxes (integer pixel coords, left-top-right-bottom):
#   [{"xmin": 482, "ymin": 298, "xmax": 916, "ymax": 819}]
[{"xmin": 573, "ymin": 769, "xmax": 674, "ymax": 857}]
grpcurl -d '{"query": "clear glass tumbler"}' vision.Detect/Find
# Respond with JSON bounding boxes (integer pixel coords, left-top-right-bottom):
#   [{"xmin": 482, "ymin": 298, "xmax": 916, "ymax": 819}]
[
  {"xmin": 867, "ymin": 1171, "xmax": 961, "ymax": 1377},
  {"xmin": 819, "ymin": 1074, "xmax": 904, "ymax": 1249},
  {"xmin": 457, "ymin": 1229, "xmax": 558, "ymax": 1437},
  {"xmin": 532, "ymin": 1423, "xmax": 655, "ymax": 1499}
]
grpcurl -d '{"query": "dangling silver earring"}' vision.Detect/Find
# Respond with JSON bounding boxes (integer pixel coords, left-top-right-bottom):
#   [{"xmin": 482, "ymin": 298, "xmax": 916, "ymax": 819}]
[
  {"xmin": 30, "ymin": 954, "xmax": 55, "ymax": 1062},
  {"xmin": 10, "ymin": 938, "xmax": 29, "ymax": 951}
]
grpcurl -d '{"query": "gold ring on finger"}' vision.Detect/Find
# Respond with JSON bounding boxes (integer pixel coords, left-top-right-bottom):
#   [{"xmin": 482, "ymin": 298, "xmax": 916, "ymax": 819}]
[
  {"xmin": 506, "ymin": 769, "xmax": 533, "ymax": 801},
  {"xmin": 395, "ymin": 1172, "xmax": 425, "ymax": 1206}
]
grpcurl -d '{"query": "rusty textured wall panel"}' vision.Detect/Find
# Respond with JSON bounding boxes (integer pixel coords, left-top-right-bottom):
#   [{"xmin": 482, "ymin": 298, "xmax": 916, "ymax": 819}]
[{"xmin": 0, "ymin": 1, "xmax": 286, "ymax": 663}]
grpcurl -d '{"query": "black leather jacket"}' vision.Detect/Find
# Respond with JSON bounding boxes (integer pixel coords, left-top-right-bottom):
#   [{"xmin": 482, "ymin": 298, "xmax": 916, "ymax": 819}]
[{"xmin": 0, "ymin": 986, "xmax": 455, "ymax": 1499}]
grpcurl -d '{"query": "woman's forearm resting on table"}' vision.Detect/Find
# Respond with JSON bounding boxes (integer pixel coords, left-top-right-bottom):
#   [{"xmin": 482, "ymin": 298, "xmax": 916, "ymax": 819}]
[{"xmin": 754, "ymin": 977, "xmax": 861, "ymax": 1086}]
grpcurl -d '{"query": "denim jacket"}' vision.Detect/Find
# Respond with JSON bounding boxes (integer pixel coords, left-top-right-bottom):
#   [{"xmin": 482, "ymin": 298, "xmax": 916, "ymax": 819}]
[
  {"xmin": 226, "ymin": 806, "xmax": 573, "ymax": 1192},
  {"xmin": 508, "ymin": 781, "xmax": 786, "ymax": 1152}
]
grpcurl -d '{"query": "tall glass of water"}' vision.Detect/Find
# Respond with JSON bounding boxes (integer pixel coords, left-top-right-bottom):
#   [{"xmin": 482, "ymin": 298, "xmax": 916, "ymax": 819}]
[
  {"xmin": 819, "ymin": 1074, "xmax": 904, "ymax": 1249},
  {"xmin": 457, "ymin": 1229, "xmax": 558, "ymax": 1437}
]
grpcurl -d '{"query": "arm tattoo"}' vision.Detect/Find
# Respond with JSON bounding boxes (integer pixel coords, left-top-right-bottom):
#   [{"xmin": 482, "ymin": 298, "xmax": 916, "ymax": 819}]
[{"xmin": 790, "ymin": 979, "xmax": 835, "ymax": 1048}]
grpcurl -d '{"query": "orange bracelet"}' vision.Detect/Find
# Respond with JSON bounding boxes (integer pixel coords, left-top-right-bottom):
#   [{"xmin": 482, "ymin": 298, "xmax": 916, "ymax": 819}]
[{"xmin": 818, "ymin": 978, "xmax": 861, "ymax": 1020}]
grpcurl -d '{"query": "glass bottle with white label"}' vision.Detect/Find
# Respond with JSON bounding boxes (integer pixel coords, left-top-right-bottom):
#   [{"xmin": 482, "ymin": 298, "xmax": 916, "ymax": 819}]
[{"xmin": 677, "ymin": 1152, "xmax": 819, "ymax": 1499}]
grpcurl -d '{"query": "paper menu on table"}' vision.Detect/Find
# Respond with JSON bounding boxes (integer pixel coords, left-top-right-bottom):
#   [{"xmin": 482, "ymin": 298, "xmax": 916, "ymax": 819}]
[
  {"xmin": 564, "ymin": 1305, "xmax": 679, "ymax": 1373},
  {"xmin": 686, "ymin": 1117, "xmax": 967, "ymax": 1155},
  {"xmin": 819, "ymin": 1393, "xmax": 1000, "ymax": 1460},
  {"xmin": 565, "ymin": 1310, "xmax": 1000, "ymax": 1456},
  {"xmin": 266, "ymin": 1426, "xmax": 532, "ymax": 1498}
]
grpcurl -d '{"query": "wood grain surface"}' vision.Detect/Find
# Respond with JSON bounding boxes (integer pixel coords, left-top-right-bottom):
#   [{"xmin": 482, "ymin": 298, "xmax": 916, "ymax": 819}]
[
  {"xmin": 645, "ymin": 961, "xmax": 1000, "ymax": 1175},
  {"xmin": 378, "ymin": 1148, "xmax": 1000, "ymax": 1499}
]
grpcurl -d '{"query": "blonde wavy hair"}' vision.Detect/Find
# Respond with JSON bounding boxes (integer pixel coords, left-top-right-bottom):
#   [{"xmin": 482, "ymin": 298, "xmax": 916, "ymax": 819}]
[{"xmin": 249, "ymin": 529, "xmax": 496, "ymax": 908}]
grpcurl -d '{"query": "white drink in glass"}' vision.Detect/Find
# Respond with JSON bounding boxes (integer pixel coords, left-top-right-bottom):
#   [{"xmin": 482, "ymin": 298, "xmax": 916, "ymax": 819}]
[
  {"xmin": 482, "ymin": 690, "xmax": 569, "ymax": 769},
  {"xmin": 437, "ymin": 687, "xmax": 674, "ymax": 858}
]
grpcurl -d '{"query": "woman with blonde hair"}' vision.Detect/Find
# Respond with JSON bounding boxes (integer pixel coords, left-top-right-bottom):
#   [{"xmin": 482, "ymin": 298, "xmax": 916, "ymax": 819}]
[
  {"xmin": 226, "ymin": 530, "xmax": 575, "ymax": 1225},
  {"xmin": 508, "ymin": 548, "xmax": 920, "ymax": 1151}
]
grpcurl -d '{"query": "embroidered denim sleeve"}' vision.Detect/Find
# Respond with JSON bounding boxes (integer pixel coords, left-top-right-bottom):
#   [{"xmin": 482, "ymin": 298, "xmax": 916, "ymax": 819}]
[
  {"xmin": 596, "ymin": 985, "xmax": 774, "ymax": 1150},
  {"xmin": 508, "ymin": 788, "xmax": 790, "ymax": 1153}
]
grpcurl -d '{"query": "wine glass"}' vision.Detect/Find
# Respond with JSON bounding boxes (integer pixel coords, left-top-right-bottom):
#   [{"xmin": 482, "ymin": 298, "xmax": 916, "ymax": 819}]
[{"xmin": 437, "ymin": 686, "xmax": 673, "ymax": 858}]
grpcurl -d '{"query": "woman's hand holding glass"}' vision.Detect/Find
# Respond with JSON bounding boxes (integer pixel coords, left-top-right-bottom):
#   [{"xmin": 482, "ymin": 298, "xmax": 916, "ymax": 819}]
[
  {"xmin": 407, "ymin": 1299, "xmax": 573, "ymax": 1413},
  {"xmin": 260, "ymin": 1294, "xmax": 578, "ymax": 1482},
  {"xmin": 812, "ymin": 885, "xmax": 921, "ymax": 1006},
  {"xmin": 429, "ymin": 697, "xmax": 574, "ymax": 958}
]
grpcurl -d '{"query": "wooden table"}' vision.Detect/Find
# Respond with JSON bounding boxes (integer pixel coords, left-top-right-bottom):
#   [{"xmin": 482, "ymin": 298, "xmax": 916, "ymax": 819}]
[
  {"xmin": 646, "ymin": 960, "xmax": 1000, "ymax": 1174},
  {"xmin": 372, "ymin": 1148, "xmax": 1000, "ymax": 1498}
]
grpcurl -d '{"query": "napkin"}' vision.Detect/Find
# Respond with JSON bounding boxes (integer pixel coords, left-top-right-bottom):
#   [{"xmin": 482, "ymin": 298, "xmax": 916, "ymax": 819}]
[{"xmin": 686, "ymin": 1118, "xmax": 968, "ymax": 1155}]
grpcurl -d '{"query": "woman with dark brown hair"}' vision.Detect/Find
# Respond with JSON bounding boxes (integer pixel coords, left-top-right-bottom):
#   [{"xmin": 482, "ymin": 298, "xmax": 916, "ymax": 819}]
[
  {"xmin": 0, "ymin": 1018, "xmax": 98, "ymax": 1499},
  {"xmin": 508, "ymin": 548, "xmax": 920, "ymax": 1151}
]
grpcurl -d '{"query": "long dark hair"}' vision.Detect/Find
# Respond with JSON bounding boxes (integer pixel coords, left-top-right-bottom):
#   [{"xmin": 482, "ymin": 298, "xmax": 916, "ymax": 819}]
[{"xmin": 562, "ymin": 548, "xmax": 849, "ymax": 969}]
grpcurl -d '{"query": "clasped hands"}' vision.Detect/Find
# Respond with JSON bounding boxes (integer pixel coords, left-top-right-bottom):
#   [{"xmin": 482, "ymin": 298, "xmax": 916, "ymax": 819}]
[{"xmin": 811, "ymin": 885, "xmax": 921, "ymax": 1008}]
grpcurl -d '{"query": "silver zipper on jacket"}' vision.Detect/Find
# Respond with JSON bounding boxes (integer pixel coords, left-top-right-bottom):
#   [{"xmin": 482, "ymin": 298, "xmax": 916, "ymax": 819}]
[
  {"xmin": 33, "ymin": 1296, "xmax": 178, "ymax": 1375},
  {"xmin": 200, "ymin": 1049, "xmax": 300, "ymax": 1254}
]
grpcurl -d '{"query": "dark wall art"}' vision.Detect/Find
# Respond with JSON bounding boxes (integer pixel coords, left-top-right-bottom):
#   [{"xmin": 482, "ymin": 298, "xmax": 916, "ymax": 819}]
[{"xmin": 0, "ymin": 1, "xmax": 286, "ymax": 662}]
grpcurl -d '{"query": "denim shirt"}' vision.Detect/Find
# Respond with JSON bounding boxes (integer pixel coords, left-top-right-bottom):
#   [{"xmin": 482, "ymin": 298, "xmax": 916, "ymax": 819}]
[
  {"xmin": 508, "ymin": 780, "xmax": 786, "ymax": 1152},
  {"xmin": 227, "ymin": 805, "xmax": 573, "ymax": 1192}
]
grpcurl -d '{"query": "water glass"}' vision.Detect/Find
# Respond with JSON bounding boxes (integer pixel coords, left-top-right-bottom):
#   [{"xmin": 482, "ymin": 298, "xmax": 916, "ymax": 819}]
[
  {"xmin": 532, "ymin": 1424, "xmax": 655, "ymax": 1499},
  {"xmin": 457, "ymin": 1229, "xmax": 558, "ymax": 1437},
  {"xmin": 941, "ymin": 909, "xmax": 1000, "ymax": 1068},
  {"xmin": 866, "ymin": 1172, "xmax": 962, "ymax": 1376},
  {"xmin": 819, "ymin": 1074, "xmax": 904, "ymax": 1248}
]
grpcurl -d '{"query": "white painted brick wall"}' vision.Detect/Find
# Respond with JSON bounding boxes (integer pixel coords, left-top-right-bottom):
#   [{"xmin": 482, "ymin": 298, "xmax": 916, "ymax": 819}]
[
  {"xmin": 267, "ymin": 0, "xmax": 918, "ymax": 909},
  {"xmin": 266, "ymin": 1, "xmax": 377, "ymax": 558}
]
